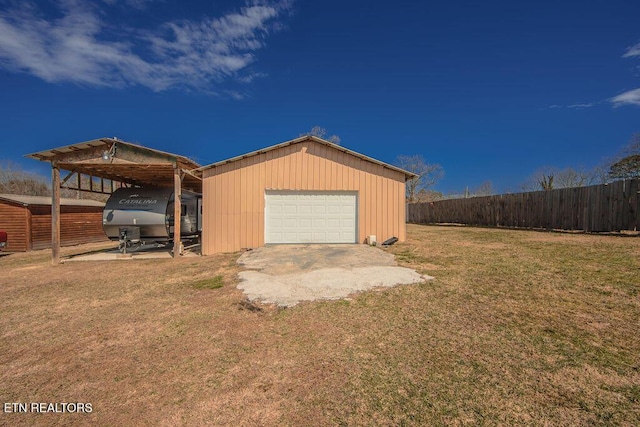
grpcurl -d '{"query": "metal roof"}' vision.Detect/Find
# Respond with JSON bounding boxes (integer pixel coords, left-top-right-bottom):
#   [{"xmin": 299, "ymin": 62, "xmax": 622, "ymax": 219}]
[
  {"xmin": 0, "ymin": 194, "xmax": 105, "ymax": 207},
  {"xmin": 195, "ymin": 136, "xmax": 419, "ymax": 180},
  {"xmin": 25, "ymin": 137, "xmax": 202, "ymax": 193},
  {"xmin": 26, "ymin": 137, "xmax": 200, "ymax": 169}
]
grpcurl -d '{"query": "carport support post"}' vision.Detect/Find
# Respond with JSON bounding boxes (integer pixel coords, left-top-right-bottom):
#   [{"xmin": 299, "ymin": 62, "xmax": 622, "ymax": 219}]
[
  {"xmin": 51, "ymin": 161, "xmax": 61, "ymax": 265},
  {"xmin": 173, "ymin": 165, "xmax": 181, "ymax": 258}
]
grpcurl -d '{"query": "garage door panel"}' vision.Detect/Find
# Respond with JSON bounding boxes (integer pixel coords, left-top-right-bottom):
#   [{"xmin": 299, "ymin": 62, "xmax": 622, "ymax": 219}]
[
  {"xmin": 342, "ymin": 205, "xmax": 355, "ymax": 214},
  {"xmin": 327, "ymin": 205, "xmax": 340, "ymax": 214},
  {"xmin": 299, "ymin": 232, "xmax": 312, "ymax": 240},
  {"xmin": 299, "ymin": 205, "xmax": 312, "ymax": 214},
  {"xmin": 283, "ymin": 232, "xmax": 297, "ymax": 241},
  {"xmin": 327, "ymin": 218, "xmax": 340, "ymax": 227},
  {"xmin": 341, "ymin": 218, "xmax": 353, "ymax": 227},
  {"xmin": 327, "ymin": 232, "xmax": 340, "ymax": 241},
  {"xmin": 313, "ymin": 218, "xmax": 326, "ymax": 228},
  {"xmin": 269, "ymin": 232, "xmax": 283, "ymax": 241},
  {"xmin": 299, "ymin": 218, "xmax": 312, "ymax": 227},
  {"xmin": 270, "ymin": 204, "xmax": 283, "ymax": 214},
  {"xmin": 266, "ymin": 191, "xmax": 356, "ymax": 244},
  {"xmin": 268, "ymin": 218, "xmax": 283, "ymax": 227},
  {"xmin": 313, "ymin": 232, "xmax": 327, "ymax": 240},
  {"xmin": 284, "ymin": 204, "xmax": 298, "ymax": 214}
]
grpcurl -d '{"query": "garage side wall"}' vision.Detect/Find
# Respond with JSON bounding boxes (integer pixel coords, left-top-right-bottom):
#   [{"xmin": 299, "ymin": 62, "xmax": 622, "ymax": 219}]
[{"xmin": 202, "ymin": 141, "xmax": 407, "ymax": 254}]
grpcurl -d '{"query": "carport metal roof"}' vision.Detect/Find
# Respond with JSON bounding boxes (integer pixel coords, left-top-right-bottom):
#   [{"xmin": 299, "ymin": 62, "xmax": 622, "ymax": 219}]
[
  {"xmin": 27, "ymin": 137, "xmax": 201, "ymax": 263},
  {"xmin": 26, "ymin": 137, "xmax": 202, "ymax": 193}
]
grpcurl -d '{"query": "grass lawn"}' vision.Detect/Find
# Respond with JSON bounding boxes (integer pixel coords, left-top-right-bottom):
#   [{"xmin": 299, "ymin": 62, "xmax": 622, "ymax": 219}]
[{"xmin": 1, "ymin": 225, "xmax": 639, "ymax": 426}]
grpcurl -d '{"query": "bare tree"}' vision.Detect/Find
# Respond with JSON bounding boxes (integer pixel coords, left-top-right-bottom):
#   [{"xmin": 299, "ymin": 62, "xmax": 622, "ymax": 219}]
[
  {"xmin": 591, "ymin": 162, "xmax": 614, "ymax": 185},
  {"xmin": 522, "ymin": 167, "xmax": 555, "ymax": 191},
  {"xmin": 396, "ymin": 155, "xmax": 444, "ymax": 202},
  {"xmin": 0, "ymin": 160, "xmax": 49, "ymax": 196},
  {"xmin": 620, "ymin": 132, "xmax": 640, "ymax": 157},
  {"xmin": 415, "ymin": 189, "xmax": 443, "ymax": 202},
  {"xmin": 554, "ymin": 167, "xmax": 595, "ymax": 188},
  {"xmin": 301, "ymin": 126, "xmax": 341, "ymax": 145},
  {"xmin": 522, "ymin": 166, "xmax": 595, "ymax": 191},
  {"xmin": 473, "ymin": 180, "xmax": 495, "ymax": 197}
]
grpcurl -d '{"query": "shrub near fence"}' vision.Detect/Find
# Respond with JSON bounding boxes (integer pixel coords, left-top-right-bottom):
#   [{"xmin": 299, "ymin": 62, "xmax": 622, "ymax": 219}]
[{"xmin": 407, "ymin": 179, "xmax": 640, "ymax": 232}]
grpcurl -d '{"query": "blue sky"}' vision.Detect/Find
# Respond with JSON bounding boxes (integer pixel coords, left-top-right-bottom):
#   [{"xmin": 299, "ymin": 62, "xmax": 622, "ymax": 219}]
[{"xmin": 0, "ymin": 0, "xmax": 638, "ymax": 194}]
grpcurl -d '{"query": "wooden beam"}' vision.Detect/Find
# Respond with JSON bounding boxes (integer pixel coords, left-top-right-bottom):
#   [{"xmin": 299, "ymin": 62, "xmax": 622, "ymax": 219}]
[
  {"xmin": 61, "ymin": 170, "xmax": 77, "ymax": 186},
  {"xmin": 173, "ymin": 165, "xmax": 182, "ymax": 258},
  {"xmin": 51, "ymin": 162, "xmax": 61, "ymax": 265},
  {"xmin": 59, "ymin": 186, "xmax": 113, "ymax": 195}
]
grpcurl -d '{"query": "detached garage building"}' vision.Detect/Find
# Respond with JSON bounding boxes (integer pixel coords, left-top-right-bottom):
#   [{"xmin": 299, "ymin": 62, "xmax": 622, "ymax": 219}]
[
  {"xmin": 0, "ymin": 194, "xmax": 106, "ymax": 252},
  {"xmin": 198, "ymin": 136, "xmax": 416, "ymax": 254}
]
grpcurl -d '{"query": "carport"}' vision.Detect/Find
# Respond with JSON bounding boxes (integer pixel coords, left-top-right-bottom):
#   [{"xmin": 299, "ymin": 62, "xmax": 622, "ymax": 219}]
[{"xmin": 26, "ymin": 137, "xmax": 201, "ymax": 264}]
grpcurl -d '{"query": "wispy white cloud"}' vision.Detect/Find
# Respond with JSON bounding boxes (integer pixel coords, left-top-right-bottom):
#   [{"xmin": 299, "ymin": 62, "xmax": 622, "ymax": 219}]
[
  {"xmin": 622, "ymin": 41, "xmax": 640, "ymax": 58},
  {"xmin": 610, "ymin": 88, "xmax": 640, "ymax": 107},
  {"xmin": 101, "ymin": 0, "xmax": 155, "ymax": 9},
  {"xmin": 544, "ymin": 102, "xmax": 595, "ymax": 110},
  {"xmin": 566, "ymin": 103, "xmax": 593, "ymax": 109},
  {"xmin": 549, "ymin": 40, "xmax": 640, "ymax": 110},
  {"xmin": 601, "ymin": 40, "xmax": 640, "ymax": 107},
  {"xmin": 0, "ymin": 0, "xmax": 291, "ymax": 94}
]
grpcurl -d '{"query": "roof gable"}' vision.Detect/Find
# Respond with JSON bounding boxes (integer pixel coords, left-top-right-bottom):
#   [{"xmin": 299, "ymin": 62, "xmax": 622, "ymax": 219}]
[{"xmin": 196, "ymin": 136, "xmax": 417, "ymax": 180}]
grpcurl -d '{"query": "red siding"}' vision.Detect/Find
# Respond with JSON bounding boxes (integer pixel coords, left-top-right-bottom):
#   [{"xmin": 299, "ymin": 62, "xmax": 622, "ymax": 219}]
[
  {"xmin": 0, "ymin": 202, "xmax": 30, "ymax": 251},
  {"xmin": 0, "ymin": 200, "xmax": 107, "ymax": 251}
]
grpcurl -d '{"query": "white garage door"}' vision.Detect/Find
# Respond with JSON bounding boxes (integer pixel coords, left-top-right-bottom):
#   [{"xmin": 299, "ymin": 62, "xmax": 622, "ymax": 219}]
[{"xmin": 265, "ymin": 191, "xmax": 357, "ymax": 244}]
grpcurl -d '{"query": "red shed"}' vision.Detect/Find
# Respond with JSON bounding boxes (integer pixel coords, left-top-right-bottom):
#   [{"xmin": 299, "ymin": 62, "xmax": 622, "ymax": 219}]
[{"xmin": 0, "ymin": 194, "xmax": 107, "ymax": 252}]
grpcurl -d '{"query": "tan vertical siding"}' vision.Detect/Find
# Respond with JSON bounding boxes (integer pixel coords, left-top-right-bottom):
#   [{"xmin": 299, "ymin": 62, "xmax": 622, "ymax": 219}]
[
  {"xmin": 240, "ymin": 158, "xmax": 247, "ymax": 248},
  {"xmin": 201, "ymin": 140, "xmax": 408, "ymax": 254},
  {"xmin": 357, "ymin": 158, "xmax": 366, "ymax": 243},
  {"xmin": 366, "ymin": 162, "xmax": 373, "ymax": 235},
  {"xmin": 246, "ymin": 156, "xmax": 254, "ymax": 247}
]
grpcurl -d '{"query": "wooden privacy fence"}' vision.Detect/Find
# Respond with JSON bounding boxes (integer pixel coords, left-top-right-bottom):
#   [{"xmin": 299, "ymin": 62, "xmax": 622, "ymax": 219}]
[{"xmin": 407, "ymin": 179, "xmax": 640, "ymax": 232}]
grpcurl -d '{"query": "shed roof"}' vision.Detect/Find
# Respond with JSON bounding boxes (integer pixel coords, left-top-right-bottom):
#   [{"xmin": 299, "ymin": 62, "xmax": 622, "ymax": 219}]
[
  {"xmin": 0, "ymin": 194, "xmax": 105, "ymax": 207},
  {"xmin": 195, "ymin": 136, "xmax": 418, "ymax": 180},
  {"xmin": 25, "ymin": 137, "xmax": 202, "ymax": 193}
]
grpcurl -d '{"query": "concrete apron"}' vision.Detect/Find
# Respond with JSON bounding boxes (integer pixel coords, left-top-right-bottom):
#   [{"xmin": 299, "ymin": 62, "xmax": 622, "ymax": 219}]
[
  {"xmin": 63, "ymin": 244, "xmax": 200, "ymax": 262},
  {"xmin": 237, "ymin": 244, "xmax": 433, "ymax": 307}
]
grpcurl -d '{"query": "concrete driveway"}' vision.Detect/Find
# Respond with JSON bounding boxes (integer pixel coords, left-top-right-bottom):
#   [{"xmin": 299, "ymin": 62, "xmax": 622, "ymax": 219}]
[{"xmin": 237, "ymin": 244, "xmax": 432, "ymax": 307}]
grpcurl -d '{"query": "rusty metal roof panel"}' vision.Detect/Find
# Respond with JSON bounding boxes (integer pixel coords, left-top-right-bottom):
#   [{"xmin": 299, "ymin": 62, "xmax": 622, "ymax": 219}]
[
  {"xmin": 26, "ymin": 139, "xmax": 110, "ymax": 159},
  {"xmin": 26, "ymin": 137, "xmax": 200, "ymax": 168}
]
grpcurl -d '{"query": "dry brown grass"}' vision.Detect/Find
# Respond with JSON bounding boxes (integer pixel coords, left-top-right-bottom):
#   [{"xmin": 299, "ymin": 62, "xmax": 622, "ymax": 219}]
[{"xmin": 1, "ymin": 226, "xmax": 639, "ymax": 426}]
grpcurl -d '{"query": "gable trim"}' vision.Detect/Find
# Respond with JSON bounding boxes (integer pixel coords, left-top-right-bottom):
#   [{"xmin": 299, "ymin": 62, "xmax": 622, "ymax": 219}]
[{"xmin": 195, "ymin": 136, "xmax": 417, "ymax": 180}]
